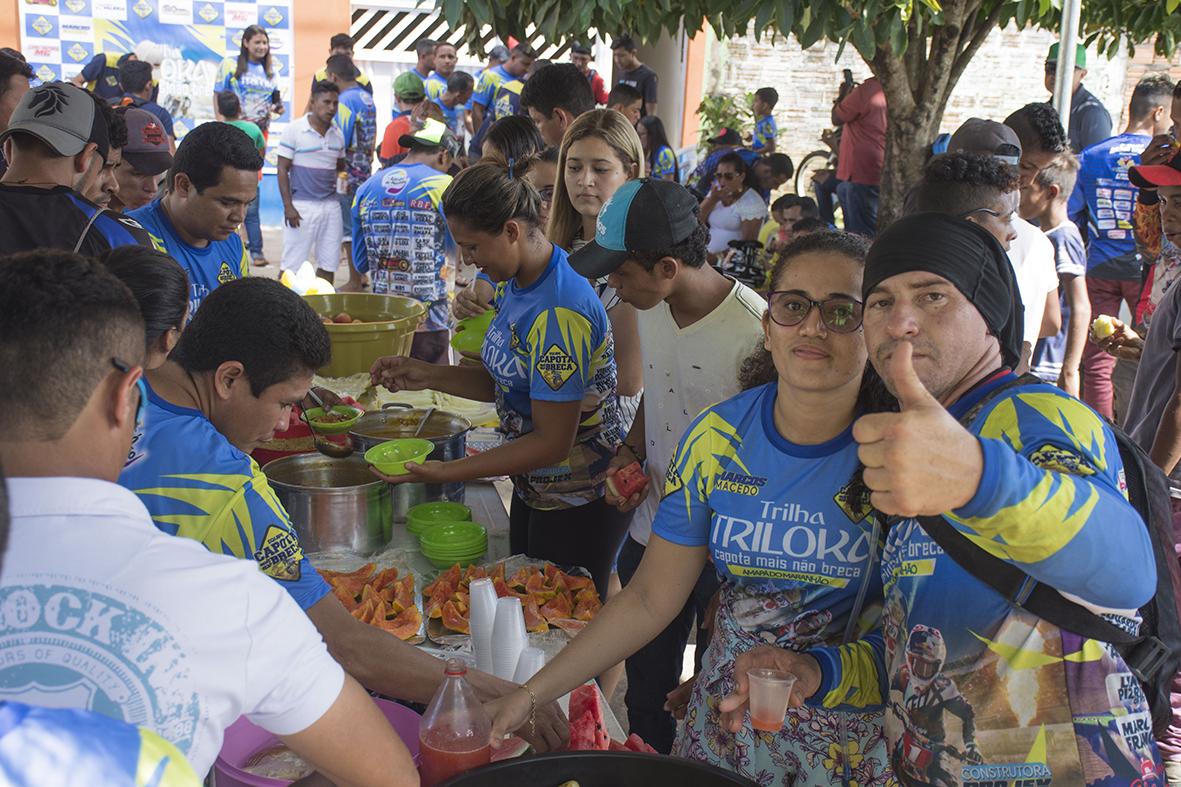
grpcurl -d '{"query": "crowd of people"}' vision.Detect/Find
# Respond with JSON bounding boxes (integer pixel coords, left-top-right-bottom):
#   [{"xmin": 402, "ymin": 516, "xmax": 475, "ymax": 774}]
[{"xmin": 2, "ymin": 26, "xmax": 1181, "ymax": 787}]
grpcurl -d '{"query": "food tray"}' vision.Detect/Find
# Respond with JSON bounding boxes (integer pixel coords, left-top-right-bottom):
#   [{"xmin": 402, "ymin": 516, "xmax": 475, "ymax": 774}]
[
  {"xmin": 423, "ymin": 554, "xmax": 596, "ymax": 647},
  {"xmin": 310, "ymin": 547, "xmax": 426, "ymax": 645}
]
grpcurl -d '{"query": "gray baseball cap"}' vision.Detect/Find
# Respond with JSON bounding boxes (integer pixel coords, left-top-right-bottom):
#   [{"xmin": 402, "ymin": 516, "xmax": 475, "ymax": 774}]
[
  {"xmin": 948, "ymin": 118, "xmax": 1022, "ymax": 166},
  {"xmin": 121, "ymin": 107, "xmax": 172, "ymax": 175},
  {"xmin": 0, "ymin": 82, "xmax": 109, "ymax": 162}
]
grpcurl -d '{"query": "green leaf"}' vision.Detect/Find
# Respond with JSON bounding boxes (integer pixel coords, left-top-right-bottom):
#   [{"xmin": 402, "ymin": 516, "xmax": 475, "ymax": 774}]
[
  {"xmin": 754, "ymin": 2, "xmax": 775, "ymax": 38},
  {"xmin": 889, "ymin": 14, "xmax": 908, "ymax": 56},
  {"xmin": 775, "ymin": 1, "xmax": 797, "ymax": 36},
  {"xmin": 1169, "ymin": 0, "xmax": 1180, "ymax": 14},
  {"xmin": 918, "ymin": 0, "xmax": 941, "ymax": 11},
  {"xmin": 800, "ymin": 8, "xmax": 829, "ymax": 47},
  {"xmin": 852, "ymin": 19, "xmax": 876, "ymax": 58}
]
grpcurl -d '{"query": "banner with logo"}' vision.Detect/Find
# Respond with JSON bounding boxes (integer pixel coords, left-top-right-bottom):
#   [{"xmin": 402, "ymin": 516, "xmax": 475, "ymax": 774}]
[{"xmin": 18, "ymin": 0, "xmax": 294, "ymax": 171}]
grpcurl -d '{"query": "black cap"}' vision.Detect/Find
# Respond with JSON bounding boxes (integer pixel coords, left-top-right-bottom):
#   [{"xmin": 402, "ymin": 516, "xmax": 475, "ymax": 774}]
[
  {"xmin": 708, "ymin": 127, "xmax": 741, "ymax": 146},
  {"xmin": 569, "ymin": 178, "xmax": 699, "ymax": 278}
]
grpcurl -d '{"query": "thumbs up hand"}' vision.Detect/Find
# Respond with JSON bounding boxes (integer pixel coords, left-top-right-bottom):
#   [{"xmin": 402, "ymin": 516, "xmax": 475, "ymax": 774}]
[{"xmin": 852, "ymin": 342, "xmax": 984, "ymax": 517}]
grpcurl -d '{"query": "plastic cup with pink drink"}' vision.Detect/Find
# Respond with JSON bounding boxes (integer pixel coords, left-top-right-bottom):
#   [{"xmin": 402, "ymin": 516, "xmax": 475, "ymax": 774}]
[{"xmin": 747, "ymin": 668, "xmax": 797, "ymax": 732}]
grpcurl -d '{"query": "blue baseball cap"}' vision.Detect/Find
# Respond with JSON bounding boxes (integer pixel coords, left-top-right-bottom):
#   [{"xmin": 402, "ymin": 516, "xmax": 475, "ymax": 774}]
[{"xmin": 569, "ymin": 178, "xmax": 700, "ymax": 278}]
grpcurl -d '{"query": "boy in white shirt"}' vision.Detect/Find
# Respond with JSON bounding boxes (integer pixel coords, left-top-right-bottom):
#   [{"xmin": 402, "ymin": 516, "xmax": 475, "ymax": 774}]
[
  {"xmin": 0, "ymin": 250, "xmax": 417, "ymax": 785},
  {"xmin": 569, "ymin": 178, "xmax": 766, "ymax": 752}
]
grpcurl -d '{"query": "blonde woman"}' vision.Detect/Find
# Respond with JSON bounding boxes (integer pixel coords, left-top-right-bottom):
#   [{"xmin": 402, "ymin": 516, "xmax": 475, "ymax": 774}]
[{"xmin": 548, "ymin": 109, "xmax": 644, "ymax": 422}]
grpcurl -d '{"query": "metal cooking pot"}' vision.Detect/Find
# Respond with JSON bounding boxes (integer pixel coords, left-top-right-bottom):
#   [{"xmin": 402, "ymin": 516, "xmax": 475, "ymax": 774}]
[
  {"xmin": 263, "ymin": 454, "xmax": 393, "ymax": 554},
  {"xmin": 350, "ymin": 404, "xmax": 471, "ymax": 520}
]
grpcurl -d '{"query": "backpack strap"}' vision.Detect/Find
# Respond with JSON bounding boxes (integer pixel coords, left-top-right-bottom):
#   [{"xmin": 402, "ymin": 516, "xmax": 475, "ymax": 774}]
[
  {"xmin": 72, "ymin": 206, "xmax": 108, "ymax": 254},
  {"xmin": 917, "ymin": 373, "xmax": 1171, "ymax": 682}
]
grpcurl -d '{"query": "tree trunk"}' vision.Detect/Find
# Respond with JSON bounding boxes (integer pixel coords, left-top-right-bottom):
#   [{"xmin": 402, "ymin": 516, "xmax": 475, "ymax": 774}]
[
  {"xmin": 876, "ymin": 98, "xmax": 946, "ymax": 228},
  {"xmin": 867, "ymin": 0, "xmax": 1000, "ymax": 229}
]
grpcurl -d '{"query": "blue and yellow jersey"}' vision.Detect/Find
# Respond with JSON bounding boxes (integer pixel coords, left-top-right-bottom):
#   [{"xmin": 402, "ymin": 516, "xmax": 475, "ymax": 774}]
[
  {"xmin": 118, "ymin": 383, "xmax": 331, "ymax": 611},
  {"xmin": 352, "ymin": 162, "xmax": 456, "ymax": 332},
  {"xmin": 471, "ymin": 64, "xmax": 511, "ymax": 111},
  {"xmin": 426, "ymin": 72, "xmax": 448, "ymax": 100},
  {"xmin": 129, "ymin": 199, "xmax": 250, "ymax": 319},
  {"xmin": 334, "ymin": 86, "xmax": 378, "ymax": 191},
  {"xmin": 655, "ymin": 383, "xmax": 882, "ymax": 647},
  {"xmin": 752, "ymin": 114, "xmax": 778, "ymax": 152},
  {"xmin": 81, "ymin": 52, "xmax": 125, "ymax": 101},
  {"xmin": 809, "ymin": 374, "xmax": 1162, "ymax": 786},
  {"xmin": 651, "ymin": 145, "xmax": 677, "ymax": 181},
  {"xmin": 481, "ymin": 245, "xmax": 622, "ymax": 509},
  {"xmin": 312, "ymin": 68, "xmax": 373, "ymax": 95},
  {"xmin": 217, "ymin": 60, "xmax": 280, "ymax": 132},
  {"xmin": 492, "ymin": 78, "xmax": 524, "ymax": 122},
  {"xmin": 0, "ymin": 700, "xmax": 199, "ymax": 787}
]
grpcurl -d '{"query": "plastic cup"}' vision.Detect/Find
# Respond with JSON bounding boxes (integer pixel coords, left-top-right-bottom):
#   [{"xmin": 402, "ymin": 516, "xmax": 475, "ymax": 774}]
[
  {"xmin": 491, "ymin": 597, "xmax": 527, "ymax": 680},
  {"xmin": 747, "ymin": 668, "xmax": 796, "ymax": 732},
  {"xmin": 468, "ymin": 579, "xmax": 498, "ymax": 674},
  {"xmin": 512, "ymin": 646, "xmax": 546, "ymax": 683}
]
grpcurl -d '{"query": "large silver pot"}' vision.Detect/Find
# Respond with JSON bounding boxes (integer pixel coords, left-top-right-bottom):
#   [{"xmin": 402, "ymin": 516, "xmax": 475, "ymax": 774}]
[
  {"xmin": 350, "ymin": 404, "xmax": 471, "ymax": 520},
  {"xmin": 263, "ymin": 454, "xmax": 393, "ymax": 554}
]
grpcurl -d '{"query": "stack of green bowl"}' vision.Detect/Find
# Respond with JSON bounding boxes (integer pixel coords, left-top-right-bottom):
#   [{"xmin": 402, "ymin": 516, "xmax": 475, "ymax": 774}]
[
  {"xmin": 407, "ymin": 501, "xmax": 472, "ymax": 539},
  {"xmin": 419, "ymin": 521, "xmax": 488, "ymax": 569}
]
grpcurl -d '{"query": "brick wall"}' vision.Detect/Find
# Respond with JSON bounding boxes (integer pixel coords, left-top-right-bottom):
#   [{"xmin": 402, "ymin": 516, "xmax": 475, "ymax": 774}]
[{"xmin": 707, "ymin": 24, "xmax": 1143, "ymax": 183}]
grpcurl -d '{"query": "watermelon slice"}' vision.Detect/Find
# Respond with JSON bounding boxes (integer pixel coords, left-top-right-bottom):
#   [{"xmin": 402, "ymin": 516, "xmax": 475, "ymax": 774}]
[
  {"xmin": 606, "ymin": 461, "xmax": 648, "ymax": 500},
  {"xmin": 623, "ymin": 733, "xmax": 657, "ymax": 754},
  {"xmin": 490, "ymin": 735, "xmax": 531, "ymax": 762},
  {"xmin": 567, "ymin": 684, "xmax": 609, "ymax": 751}
]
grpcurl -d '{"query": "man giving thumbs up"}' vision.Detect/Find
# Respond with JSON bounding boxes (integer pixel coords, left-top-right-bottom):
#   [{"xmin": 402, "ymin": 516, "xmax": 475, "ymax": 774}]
[{"xmin": 723, "ymin": 213, "xmax": 1162, "ymax": 787}]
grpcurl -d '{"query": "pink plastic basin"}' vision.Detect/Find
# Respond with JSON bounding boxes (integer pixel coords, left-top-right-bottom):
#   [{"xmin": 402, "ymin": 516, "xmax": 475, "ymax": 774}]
[{"xmin": 213, "ymin": 698, "xmax": 422, "ymax": 786}]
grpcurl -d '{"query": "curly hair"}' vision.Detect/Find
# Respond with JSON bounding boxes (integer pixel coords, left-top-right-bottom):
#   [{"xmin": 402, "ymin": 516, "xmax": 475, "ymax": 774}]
[
  {"xmin": 1004, "ymin": 102, "xmax": 1069, "ymax": 155},
  {"xmin": 911, "ymin": 152, "xmax": 1019, "ymax": 216},
  {"xmin": 737, "ymin": 231, "xmax": 892, "ymax": 415}
]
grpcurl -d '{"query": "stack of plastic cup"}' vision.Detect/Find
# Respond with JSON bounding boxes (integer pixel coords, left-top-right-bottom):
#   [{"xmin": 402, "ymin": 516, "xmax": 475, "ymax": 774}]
[
  {"xmin": 468, "ymin": 578, "xmax": 498, "ymax": 674},
  {"xmin": 491, "ymin": 597, "xmax": 527, "ymax": 680},
  {"xmin": 512, "ymin": 646, "xmax": 546, "ymax": 684}
]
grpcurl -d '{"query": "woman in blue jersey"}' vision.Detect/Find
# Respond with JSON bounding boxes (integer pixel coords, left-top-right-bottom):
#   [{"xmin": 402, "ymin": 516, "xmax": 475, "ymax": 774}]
[
  {"xmin": 369, "ymin": 161, "xmax": 631, "ymax": 600},
  {"xmin": 637, "ymin": 115, "xmax": 679, "ymax": 182},
  {"xmin": 216, "ymin": 24, "xmax": 283, "ymax": 266},
  {"xmin": 484, "ymin": 231, "xmax": 895, "ymax": 786},
  {"xmin": 101, "ymin": 246, "xmax": 189, "ymax": 370}
]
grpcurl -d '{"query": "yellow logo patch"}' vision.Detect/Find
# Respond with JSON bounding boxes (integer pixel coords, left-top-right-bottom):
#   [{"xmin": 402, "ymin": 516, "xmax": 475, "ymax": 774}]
[
  {"xmin": 254, "ymin": 525, "xmax": 303, "ymax": 582},
  {"xmin": 536, "ymin": 344, "xmax": 576, "ymax": 391},
  {"xmin": 217, "ymin": 261, "xmax": 236, "ymax": 285}
]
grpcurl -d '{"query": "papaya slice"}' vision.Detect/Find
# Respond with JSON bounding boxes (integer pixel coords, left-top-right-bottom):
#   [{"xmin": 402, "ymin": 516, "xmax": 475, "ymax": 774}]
[
  {"xmin": 563, "ymin": 574, "xmax": 594, "ymax": 593},
  {"xmin": 392, "ymin": 579, "xmax": 414, "ymax": 615},
  {"xmin": 441, "ymin": 599, "xmax": 470, "ymax": 634},
  {"xmin": 490, "ymin": 562, "xmax": 506, "ymax": 585},
  {"xmin": 540, "ymin": 593, "xmax": 573, "ymax": 622},
  {"xmin": 320, "ymin": 563, "xmax": 376, "ymax": 583},
  {"xmin": 525, "ymin": 572, "xmax": 557, "ymax": 602},
  {"xmin": 371, "ymin": 566, "xmax": 399, "ymax": 589},
  {"xmin": 507, "ymin": 567, "xmax": 531, "ymax": 590},
  {"xmin": 329, "ymin": 575, "xmax": 369, "ymax": 600},
  {"xmin": 522, "ymin": 599, "xmax": 549, "ymax": 633},
  {"xmin": 573, "ymin": 594, "xmax": 601, "ymax": 621},
  {"xmin": 549, "ymin": 618, "xmax": 588, "ymax": 635},
  {"xmin": 380, "ymin": 605, "xmax": 422, "ymax": 640},
  {"xmin": 333, "ymin": 584, "xmax": 359, "ymax": 612}
]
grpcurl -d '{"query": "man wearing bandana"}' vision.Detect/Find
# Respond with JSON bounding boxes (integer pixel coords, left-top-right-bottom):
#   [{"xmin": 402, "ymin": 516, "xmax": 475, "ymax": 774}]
[{"xmin": 723, "ymin": 213, "xmax": 1164, "ymax": 786}]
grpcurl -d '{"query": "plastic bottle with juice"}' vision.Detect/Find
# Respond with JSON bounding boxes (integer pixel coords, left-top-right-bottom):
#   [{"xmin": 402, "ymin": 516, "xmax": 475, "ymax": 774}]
[{"xmin": 419, "ymin": 658, "xmax": 492, "ymax": 787}]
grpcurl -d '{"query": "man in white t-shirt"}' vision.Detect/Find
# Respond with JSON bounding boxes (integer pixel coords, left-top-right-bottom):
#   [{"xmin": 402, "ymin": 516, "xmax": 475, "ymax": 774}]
[
  {"xmin": 947, "ymin": 118, "xmax": 1061, "ymax": 369},
  {"xmin": 277, "ymin": 80, "xmax": 347, "ymax": 280},
  {"xmin": 570, "ymin": 178, "xmax": 766, "ymax": 753},
  {"xmin": 0, "ymin": 251, "xmax": 417, "ymax": 784}
]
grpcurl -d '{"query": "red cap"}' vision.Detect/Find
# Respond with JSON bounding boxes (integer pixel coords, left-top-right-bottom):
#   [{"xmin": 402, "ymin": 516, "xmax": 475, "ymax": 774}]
[{"xmin": 1129, "ymin": 144, "xmax": 1181, "ymax": 189}]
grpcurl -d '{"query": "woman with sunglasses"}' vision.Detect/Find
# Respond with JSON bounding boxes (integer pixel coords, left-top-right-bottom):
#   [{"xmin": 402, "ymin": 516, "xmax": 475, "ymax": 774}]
[
  {"xmin": 485, "ymin": 232, "xmax": 894, "ymax": 786},
  {"xmin": 701, "ymin": 151, "xmax": 767, "ymax": 262}
]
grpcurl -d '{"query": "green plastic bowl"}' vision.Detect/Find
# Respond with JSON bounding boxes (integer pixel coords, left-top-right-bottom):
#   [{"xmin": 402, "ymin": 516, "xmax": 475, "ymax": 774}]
[
  {"xmin": 450, "ymin": 310, "xmax": 496, "ymax": 354},
  {"xmin": 425, "ymin": 550, "xmax": 487, "ymax": 569},
  {"xmin": 304, "ymin": 405, "xmax": 363, "ymax": 435},
  {"xmin": 420, "ymin": 536, "xmax": 488, "ymax": 555},
  {"xmin": 364, "ymin": 438, "xmax": 434, "ymax": 476},
  {"xmin": 420, "ymin": 521, "xmax": 487, "ymax": 549},
  {"xmin": 407, "ymin": 502, "xmax": 472, "ymax": 535}
]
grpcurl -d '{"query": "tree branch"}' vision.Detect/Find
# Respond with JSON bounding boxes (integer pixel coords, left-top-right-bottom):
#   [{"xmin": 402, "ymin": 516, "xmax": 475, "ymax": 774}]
[{"xmin": 950, "ymin": 1, "xmax": 1006, "ymax": 85}]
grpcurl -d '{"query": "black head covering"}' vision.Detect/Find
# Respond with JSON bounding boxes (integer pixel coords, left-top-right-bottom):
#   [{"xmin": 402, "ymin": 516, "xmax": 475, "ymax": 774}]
[{"xmin": 863, "ymin": 212, "xmax": 1023, "ymax": 369}]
